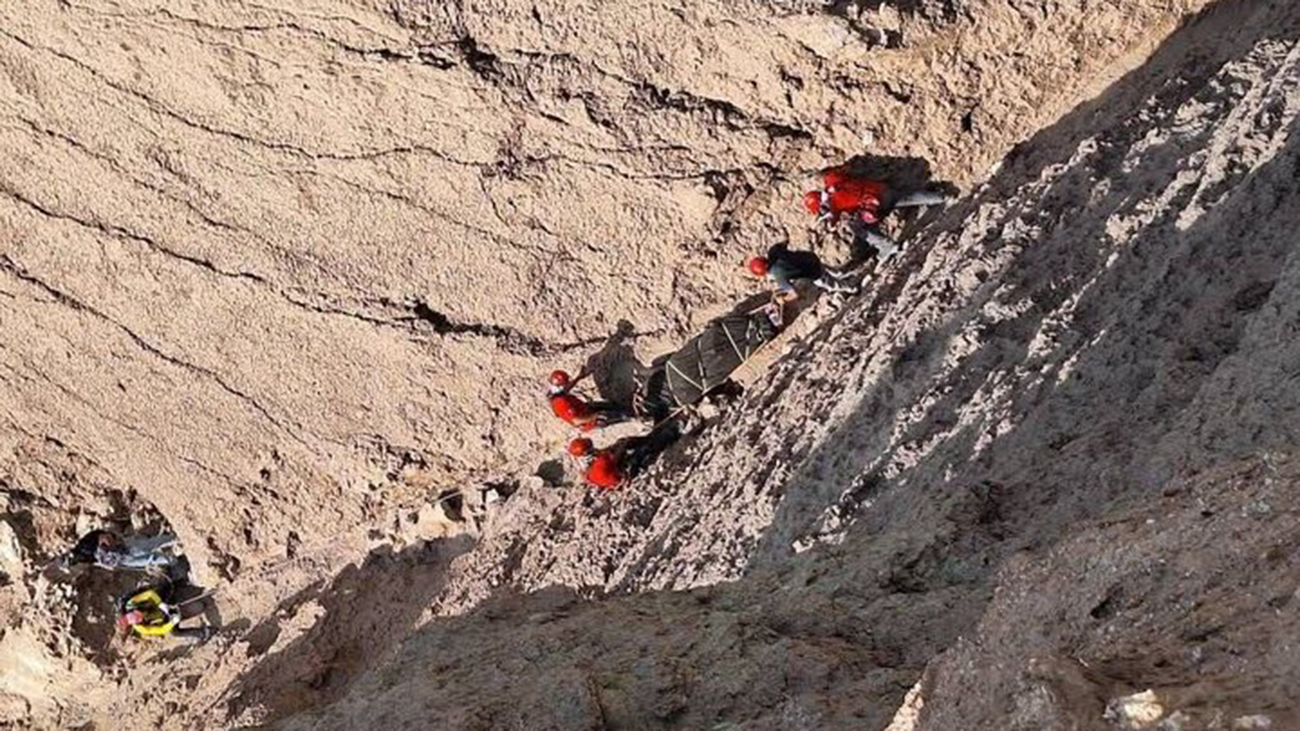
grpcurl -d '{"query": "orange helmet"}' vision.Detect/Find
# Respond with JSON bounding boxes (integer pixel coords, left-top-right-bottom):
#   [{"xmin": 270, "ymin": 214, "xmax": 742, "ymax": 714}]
[
  {"xmin": 549, "ymin": 370, "xmax": 571, "ymax": 388},
  {"xmin": 803, "ymin": 190, "xmax": 823, "ymax": 215},
  {"xmin": 748, "ymin": 257, "xmax": 769, "ymax": 277},
  {"xmin": 568, "ymin": 438, "xmax": 594, "ymax": 457}
]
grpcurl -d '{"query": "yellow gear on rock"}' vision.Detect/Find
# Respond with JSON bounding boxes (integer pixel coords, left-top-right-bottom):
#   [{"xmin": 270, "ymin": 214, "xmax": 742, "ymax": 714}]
[{"xmin": 122, "ymin": 588, "xmax": 179, "ymax": 638}]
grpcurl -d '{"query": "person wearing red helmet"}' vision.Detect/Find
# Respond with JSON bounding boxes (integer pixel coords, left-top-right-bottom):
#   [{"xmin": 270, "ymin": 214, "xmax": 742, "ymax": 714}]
[
  {"xmin": 804, "ymin": 168, "xmax": 891, "ymax": 225},
  {"xmin": 568, "ymin": 437, "xmax": 623, "ymax": 490},
  {"xmin": 805, "ymin": 167, "xmax": 946, "ymax": 224},
  {"xmin": 567, "ymin": 421, "xmax": 682, "ymax": 491},
  {"xmin": 547, "ymin": 368, "xmax": 628, "ymax": 432},
  {"xmin": 804, "ymin": 167, "xmax": 949, "ymax": 261},
  {"xmin": 748, "ymin": 243, "xmax": 857, "ymax": 304}
]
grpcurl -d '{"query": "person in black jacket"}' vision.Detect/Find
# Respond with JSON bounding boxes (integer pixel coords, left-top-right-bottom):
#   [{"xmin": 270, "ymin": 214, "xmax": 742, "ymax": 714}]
[{"xmin": 748, "ymin": 242, "xmax": 858, "ymax": 304}]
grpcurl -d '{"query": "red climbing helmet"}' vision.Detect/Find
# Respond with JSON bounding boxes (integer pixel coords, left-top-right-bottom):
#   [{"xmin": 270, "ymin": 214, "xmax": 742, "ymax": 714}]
[
  {"xmin": 748, "ymin": 257, "xmax": 769, "ymax": 277},
  {"xmin": 803, "ymin": 190, "xmax": 823, "ymax": 215},
  {"xmin": 568, "ymin": 438, "xmax": 594, "ymax": 457},
  {"xmin": 549, "ymin": 370, "xmax": 571, "ymax": 388}
]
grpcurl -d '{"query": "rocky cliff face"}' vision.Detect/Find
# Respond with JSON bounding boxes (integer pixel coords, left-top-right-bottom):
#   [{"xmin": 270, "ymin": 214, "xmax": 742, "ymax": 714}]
[
  {"xmin": 0, "ymin": 0, "xmax": 1202, "ymax": 580},
  {"xmin": 4, "ymin": 0, "xmax": 1297, "ymax": 729},
  {"xmin": 273, "ymin": 2, "xmax": 1300, "ymax": 728}
]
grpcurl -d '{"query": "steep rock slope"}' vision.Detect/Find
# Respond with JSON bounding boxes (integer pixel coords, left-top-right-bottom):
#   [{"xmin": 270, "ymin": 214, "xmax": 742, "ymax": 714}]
[
  {"xmin": 0, "ymin": 0, "xmax": 1204, "ymax": 581},
  {"xmin": 920, "ymin": 456, "xmax": 1299, "ymax": 730},
  {"xmin": 0, "ymin": 0, "xmax": 1218, "ymax": 727},
  {"xmin": 12, "ymin": 0, "xmax": 1294, "ymax": 728},
  {"xmin": 424, "ymin": 0, "xmax": 1300, "ymax": 605},
  {"xmin": 280, "ymin": 463, "xmax": 1300, "ymax": 731},
  {"xmin": 254, "ymin": 1, "xmax": 1300, "ymax": 728}
]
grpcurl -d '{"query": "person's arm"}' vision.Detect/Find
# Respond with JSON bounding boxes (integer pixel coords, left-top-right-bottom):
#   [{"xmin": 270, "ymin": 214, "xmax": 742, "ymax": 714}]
[
  {"xmin": 570, "ymin": 367, "xmax": 592, "ymax": 390},
  {"xmin": 768, "ymin": 294, "xmax": 791, "ymax": 329},
  {"xmin": 772, "ymin": 270, "xmax": 799, "ymax": 302}
]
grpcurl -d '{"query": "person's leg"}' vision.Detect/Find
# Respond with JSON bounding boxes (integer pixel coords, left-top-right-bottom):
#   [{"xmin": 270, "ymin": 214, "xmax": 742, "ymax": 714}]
[
  {"xmin": 129, "ymin": 534, "xmax": 176, "ymax": 552},
  {"xmin": 624, "ymin": 423, "xmax": 682, "ymax": 478},
  {"xmin": 860, "ymin": 229, "xmax": 900, "ymax": 260},
  {"xmin": 170, "ymin": 625, "xmax": 213, "ymax": 642},
  {"xmin": 114, "ymin": 550, "xmax": 174, "ymax": 571},
  {"xmin": 615, "ymin": 438, "xmax": 650, "ymax": 479},
  {"xmin": 120, "ymin": 535, "xmax": 176, "ymax": 567},
  {"xmin": 814, "ymin": 276, "xmax": 858, "ymax": 294},
  {"xmin": 590, "ymin": 401, "xmax": 633, "ymax": 425},
  {"xmin": 892, "ymin": 191, "xmax": 949, "ymax": 208},
  {"xmin": 822, "ymin": 266, "xmax": 857, "ymax": 280}
]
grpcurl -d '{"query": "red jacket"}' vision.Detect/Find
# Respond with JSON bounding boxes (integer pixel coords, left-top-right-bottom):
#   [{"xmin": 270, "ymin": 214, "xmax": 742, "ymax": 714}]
[
  {"xmin": 822, "ymin": 169, "xmax": 889, "ymax": 218},
  {"xmin": 550, "ymin": 394, "xmax": 595, "ymax": 426},
  {"xmin": 585, "ymin": 453, "xmax": 623, "ymax": 490}
]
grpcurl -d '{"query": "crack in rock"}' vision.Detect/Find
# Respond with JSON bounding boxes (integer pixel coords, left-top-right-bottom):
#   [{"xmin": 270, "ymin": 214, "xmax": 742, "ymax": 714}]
[
  {"xmin": 1, "ymin": 186, "xmax": 269, "ymax": 289},
  {"xmin": 0, "ymin": 350, "xmax": 249, "ymax": 491},
  {"xmin": 0, "ymin": 254, "xmax": 310, "ymax": 450},
  {"xmin": 0, "ymin": 28, "xmax": 489, "ymax": 168},
  {"xmin": 416, "ymin": 29, "xmax": 814, "ymax": 145},
  {"xmin": 2, "ymin": 181, "xmax": 564, "ymax": 355}
]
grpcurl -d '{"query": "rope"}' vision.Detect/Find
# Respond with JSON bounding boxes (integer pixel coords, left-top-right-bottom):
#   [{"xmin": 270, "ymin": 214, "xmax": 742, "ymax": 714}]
[
  {"xmin": 694, "ymin": 340, "xmax": 710, "ymax": 392},
  {"xmin": 662, "ymin": 363, "xmax": 679, "ymax": 407},
  {"xmin": 721, "ymin": 318, "xmax": 747, "ymax": 362},
  {"xmin": 648, "ymin": 405, "xmax": 689, "ymax": 434},
  {"xmin": 666, "ymin": 359, "xmax": 705, "ymax": 396}
]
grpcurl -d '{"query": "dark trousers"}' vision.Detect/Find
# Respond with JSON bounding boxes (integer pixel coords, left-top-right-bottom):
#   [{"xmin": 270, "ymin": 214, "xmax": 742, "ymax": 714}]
[{"xmin": 170, "ymin": 625, "xmax": 212, "ymax": 641}]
